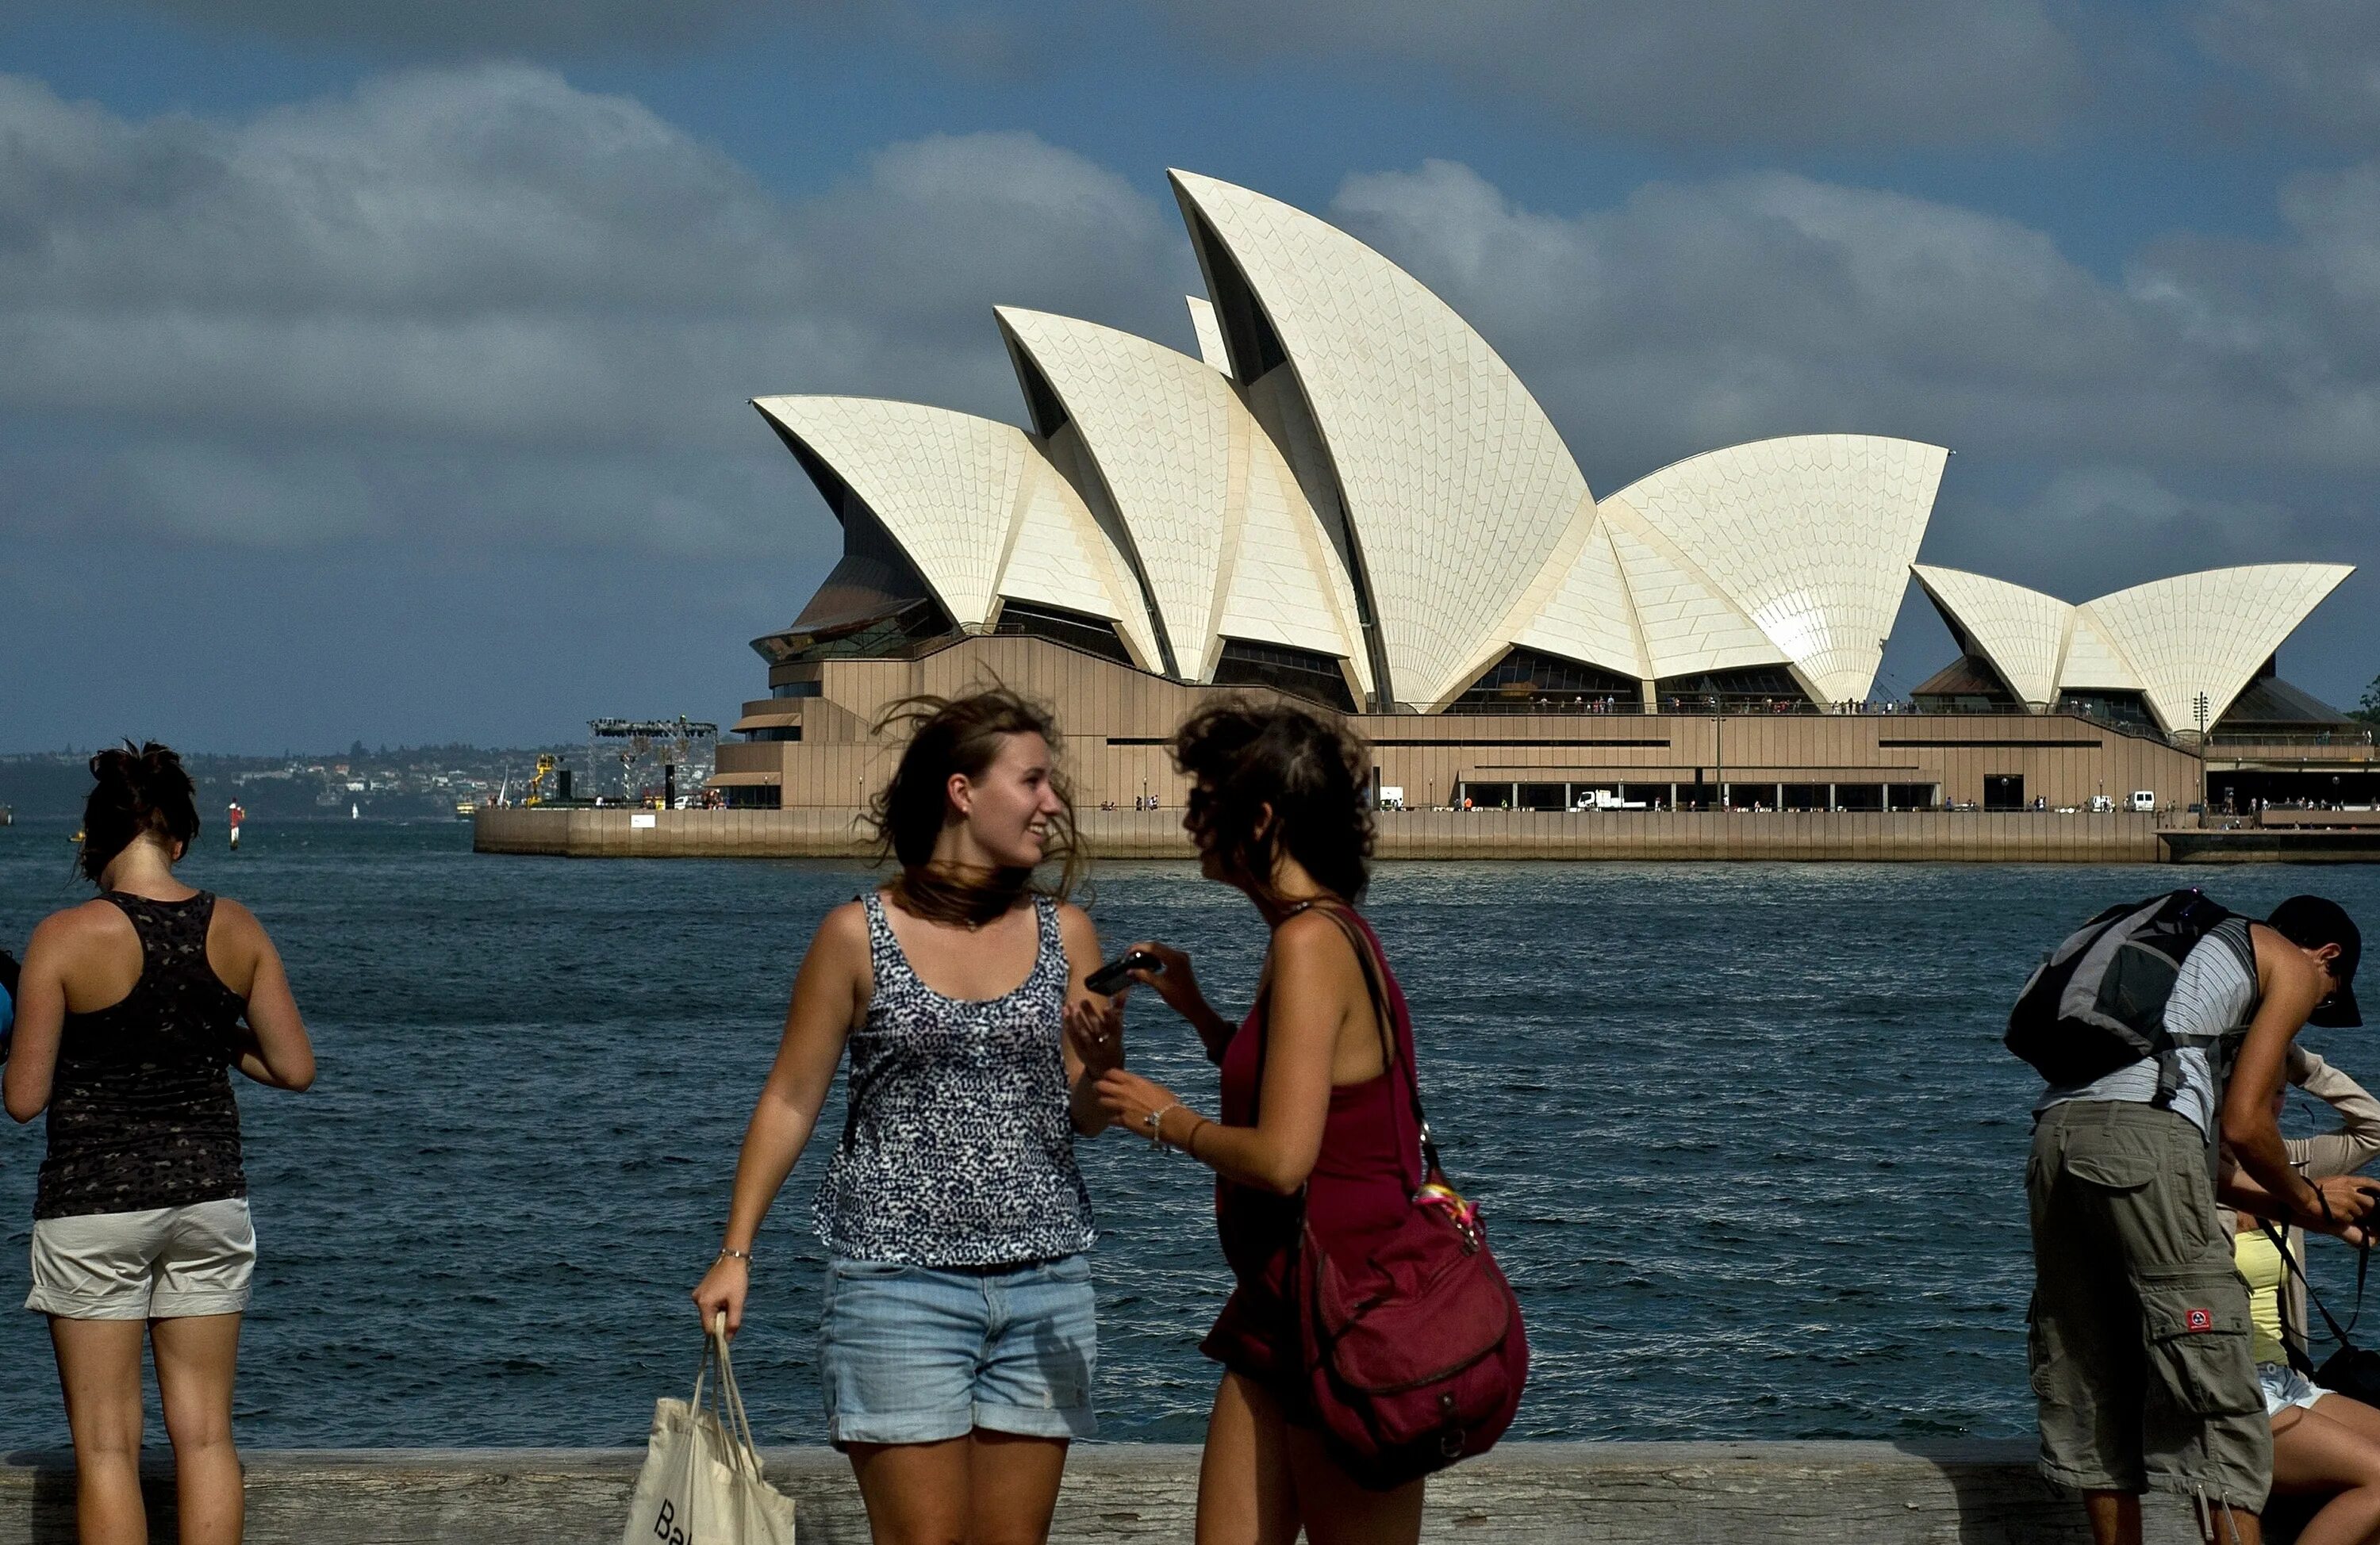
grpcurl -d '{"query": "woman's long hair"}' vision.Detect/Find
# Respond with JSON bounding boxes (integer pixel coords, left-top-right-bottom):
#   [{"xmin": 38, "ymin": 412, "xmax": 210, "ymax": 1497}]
[
  {"xmin": 866, "ymin": 686, "xmax": 1080, "ymax": 926},
  {"xmin": 1173, "ymin": 697, "xmax": 1372, "ymax": 905},
  {"xmin": 79, "ymin": 742, "xmax": 200, "ymax": 884}
]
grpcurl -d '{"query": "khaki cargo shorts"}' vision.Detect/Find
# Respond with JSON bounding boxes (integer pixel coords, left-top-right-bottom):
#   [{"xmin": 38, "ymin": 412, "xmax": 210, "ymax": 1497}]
[
  {"xmin": 2028, "ymin": 1100, "xmax": 2269, "ymax": 1509},
  {"xmin": 25, "ymin": 1198, "xmax": 255, "ymax": 1321}
]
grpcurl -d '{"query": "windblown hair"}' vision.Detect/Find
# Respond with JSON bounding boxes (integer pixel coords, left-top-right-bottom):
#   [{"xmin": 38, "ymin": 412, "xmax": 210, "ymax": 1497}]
[
  {"xmin": 1173, "ymin": 698, "xmax": 1372, "ymax": 904},
  {"xmin": 80, "ymin": 741, "xmax": 200, "ymax": 884},
  {"xmin": 866, "ymin": 686, "xmax": 1079, "ymax": 926}
]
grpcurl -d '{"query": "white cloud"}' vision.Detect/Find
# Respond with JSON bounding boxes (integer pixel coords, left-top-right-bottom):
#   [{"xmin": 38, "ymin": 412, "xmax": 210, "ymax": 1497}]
[
  {"xmin": 1325, "ymin": 156, "xmax": 2380, "ymax": 491},
  {"xmin": 0, "ymin": 67, "xmax": 1191, "ymax": 550}
]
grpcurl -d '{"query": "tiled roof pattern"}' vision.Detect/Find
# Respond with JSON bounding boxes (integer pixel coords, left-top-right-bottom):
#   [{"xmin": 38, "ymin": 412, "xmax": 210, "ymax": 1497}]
[
  {"xmin": 1171, "ymin": 170, "xmax": 1592, "ymax": 709},
  {"xmin": 1609, "ymin": 435, "xmax": 1946, "ymax": 703},
  {"xmin": 2078, "ymin": 563, "xmax": 2353, "ymax": 730},
  {"xmin": 997, "ymin": 307, "xmax": 1365, "ymax": 688},
  {"xmin": 1502, "ymin": 512, "xmax": 1652, "ymax": 686},
  {"xmin": 1185, "ymin": 296, "xmax": 1231, "ymax": 378},
  {"xmin": 1909, "ymin": 565, "xmax": 2072, "ymax": 706},
  {"xmin": 753, "ymin": 394, "xmax": 1155, "ymax": 664},
  {"xmin": 754, "ymin": 396, "xmax": 1019, "ymax": 627},
  {"xmin": 2055, "ymin": 611, "xmax": 2142, "ymax": 692},
  {"xmin": 1600, "ymin": 503, "xmax": 1785, "ymax": 678}
]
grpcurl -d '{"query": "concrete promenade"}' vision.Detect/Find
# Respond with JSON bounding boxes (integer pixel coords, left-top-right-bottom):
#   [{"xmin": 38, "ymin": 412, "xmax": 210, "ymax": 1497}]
[
  {"xmin": 474, "ymin": 806, "xmax": 2171, "ymax": 863},
  {"xmin": 0, "ymin": 1441, "xmax": 2212, "ymax": 1543}
]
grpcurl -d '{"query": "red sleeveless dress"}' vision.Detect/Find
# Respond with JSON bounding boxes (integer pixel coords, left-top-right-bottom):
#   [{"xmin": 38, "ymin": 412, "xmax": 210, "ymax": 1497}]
[{"xmin": 1199, "ymin": 909, "xmax": 1422, "ymax": 1406}]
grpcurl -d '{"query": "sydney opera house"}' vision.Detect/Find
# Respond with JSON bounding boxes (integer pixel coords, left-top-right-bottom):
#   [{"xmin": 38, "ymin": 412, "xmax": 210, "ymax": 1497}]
[{"xmin": 711, "ymin": 169, "xmax": 2366, "ymax": 816}]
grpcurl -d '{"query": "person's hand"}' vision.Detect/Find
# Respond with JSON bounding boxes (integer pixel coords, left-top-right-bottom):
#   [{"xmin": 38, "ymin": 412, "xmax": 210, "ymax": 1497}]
[
  {"xmin": 2313, "ymin": 1175, "xmax": 2380, "ymax": 1232},
  {"xmin": 1066, "ymin": 992, "xmax": 1125, "ymax": 1078},
  {"xmin": 692, "ymin": 1253, "xmax": 750, "ymax": 1336},
  {"xmin": 1096, "ymin": 1068, "xmax": 1180, "ymax": 1140},
  {"xmin": 1127, "ymin": 941, "xmax": 1208, "ymax": 1023}
]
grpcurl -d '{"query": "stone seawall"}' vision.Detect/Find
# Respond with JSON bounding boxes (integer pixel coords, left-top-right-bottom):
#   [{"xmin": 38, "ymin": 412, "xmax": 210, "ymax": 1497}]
[
  {"xmin": 474, "ymin": 807, "xmax": 2170, "ymax": 862},
  {"xmin": 0, "ymin": 1442, "xmax": 2212, "ymax": 1543}
]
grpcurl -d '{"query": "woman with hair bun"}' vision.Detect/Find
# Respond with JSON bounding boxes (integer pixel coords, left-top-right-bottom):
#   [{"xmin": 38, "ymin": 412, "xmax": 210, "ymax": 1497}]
[
  {"xmin": 692, "ymin": 686, "xmax": 1124, "ymax": 1545},
  {"xmin": 6, "ymin": 741, "xmax": 316, "ymax": 1545},
  {"xmin": 1094, "ymin": 698, "xmax": 1428, "ymax": 1545}
]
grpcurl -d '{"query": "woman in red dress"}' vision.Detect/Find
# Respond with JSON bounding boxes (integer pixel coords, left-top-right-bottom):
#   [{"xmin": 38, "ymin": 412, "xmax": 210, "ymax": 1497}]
[{"xmin": 1094, "ymin": 700, "xmax": 1425, "ymax": 1545}]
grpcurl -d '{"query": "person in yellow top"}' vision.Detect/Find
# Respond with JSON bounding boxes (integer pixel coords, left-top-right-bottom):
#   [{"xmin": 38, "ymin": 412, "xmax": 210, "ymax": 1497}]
[{"xmin": 2235, "ymin": 1044, "xmax": 2380, "ymax": 1543}]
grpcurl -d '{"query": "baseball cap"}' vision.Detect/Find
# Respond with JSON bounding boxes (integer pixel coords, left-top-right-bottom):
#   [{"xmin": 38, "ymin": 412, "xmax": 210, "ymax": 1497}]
[{"xmin": 2269, "ymin": 895, "xmax": 2363, "ymax": 1029}]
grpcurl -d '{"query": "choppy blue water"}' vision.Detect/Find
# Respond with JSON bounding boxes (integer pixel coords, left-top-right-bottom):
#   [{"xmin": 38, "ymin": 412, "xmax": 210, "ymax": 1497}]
[{"xmin": 3, "ymin": 820, "xmax": 2377, "ymax": 1450}]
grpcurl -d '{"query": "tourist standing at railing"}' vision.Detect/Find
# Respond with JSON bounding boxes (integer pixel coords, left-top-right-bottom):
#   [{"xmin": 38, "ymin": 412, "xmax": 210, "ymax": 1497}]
[
  {"xmin": 1094, "ymin": 700, "xmax": 1443, "ymax": 1545},
  {"xmin": 692, "ymin": 688, "xmax": 1123, "ymax": 1545},
  {"xmin": 6, "ymin": 742, "xmax": 317, "ymax": 1545}
]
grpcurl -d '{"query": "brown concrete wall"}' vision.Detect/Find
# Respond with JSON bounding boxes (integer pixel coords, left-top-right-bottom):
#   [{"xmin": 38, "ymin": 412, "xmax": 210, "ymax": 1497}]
[
  {"xmin": 477, "ymin": 807, "xmax": 2166, "ymax": 862},
  {"xmin": 730, "ymin": 636, "xmax": 2206, "ymax": 815},
  {"xmin": 0, "ymin": 1442, "xmax": 2209, "ymax": 1543}
]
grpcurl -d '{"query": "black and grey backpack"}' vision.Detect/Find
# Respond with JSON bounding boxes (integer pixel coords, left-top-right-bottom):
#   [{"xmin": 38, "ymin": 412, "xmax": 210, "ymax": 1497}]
[{"xmin": 2006, "ymin": 889, "xmax": 2253, "ymax": 1107}]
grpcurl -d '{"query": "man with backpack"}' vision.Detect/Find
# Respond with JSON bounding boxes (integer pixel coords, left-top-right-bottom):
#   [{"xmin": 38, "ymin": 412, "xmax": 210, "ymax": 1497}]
[{"xmin": 2018, "ymin": 891, "xmax": 2368, "ymax": 1545}]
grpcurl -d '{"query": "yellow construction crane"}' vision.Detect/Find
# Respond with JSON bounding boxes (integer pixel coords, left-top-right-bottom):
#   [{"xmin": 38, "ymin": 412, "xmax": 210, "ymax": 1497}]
[{"xmin": 524, "ymin": 754, "xmax": 558, "ymax": 806}]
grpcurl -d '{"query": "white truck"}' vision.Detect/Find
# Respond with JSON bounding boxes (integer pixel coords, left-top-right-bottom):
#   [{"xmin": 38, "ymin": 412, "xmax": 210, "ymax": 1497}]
[{"xmin": 1573, "ymin": 788, "xmax": 1649, "ymax": 811}]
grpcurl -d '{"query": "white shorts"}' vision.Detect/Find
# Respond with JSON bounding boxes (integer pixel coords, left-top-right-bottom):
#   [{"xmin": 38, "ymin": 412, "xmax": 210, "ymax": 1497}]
[
  {"xmin": 25, "ymin": 1198, "xmax": 255, "ymax": 1320},
  {"xmin": 2259, "ymin": 1361, "xmax": 2332, "ymax": 1417}
]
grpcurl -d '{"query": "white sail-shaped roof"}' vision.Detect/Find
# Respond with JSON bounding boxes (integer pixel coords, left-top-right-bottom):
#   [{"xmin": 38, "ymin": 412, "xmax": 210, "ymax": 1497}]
[
  {"xmin": 1599, "ymin": 502, "xmax": 1786, "ymax": 680},
  {"xmin": 995, "ymin": 308, "xmax": 1369, "ymax": 695},
  {"xmin": 1169, "ymin": 169, "xmax": 1594, "ymax": 711},
  {"xmin": 2079, "ymin": 564, "xmax": 2353, "ymax": 730},
  {"xmin": 1185, "ymin": 296, "xmax": 1231, "ymax": 378},
  {"xmin": 1909, "ymin": 565, "xmax": 2072, "ymax": 707},
  {"xmin": 753, "ymin": 395, "xmax": 1161, "ymax": 669},
  {"xmin": 1610, "ymin": 435, "xmax": 1947, "ymax": 703},
  {"xmin": 2057, "ymin": 610, "xmax": 2142, "ymax": 692},
  {"xmin": 1913, "ymin": 559, "xmax": 2353, "ymax": 728}
]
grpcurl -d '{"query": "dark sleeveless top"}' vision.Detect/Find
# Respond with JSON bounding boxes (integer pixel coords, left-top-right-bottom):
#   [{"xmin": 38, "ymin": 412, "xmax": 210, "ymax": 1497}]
[
  {"xmin": 1203, "ymin": 907, "xmax": 1422, "ymax": 1385},
  {"xmin": 36, "ymin": 892, "xmax": 248, "ymax": 1221},
  {"xmin": 812, "ymin": 893, "xmax": 1096, "ymax": 1266}
]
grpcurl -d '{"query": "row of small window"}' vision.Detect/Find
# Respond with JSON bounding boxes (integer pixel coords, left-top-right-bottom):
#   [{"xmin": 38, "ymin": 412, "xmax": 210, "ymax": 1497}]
[{"xmin": 1453, "ymin": 781, "xmax": 1940, "ymax": 812}]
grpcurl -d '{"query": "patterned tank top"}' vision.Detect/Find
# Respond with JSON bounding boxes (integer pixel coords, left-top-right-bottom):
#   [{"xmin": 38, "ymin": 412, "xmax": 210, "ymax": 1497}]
[
  {"xmin": 37, "ymin": 892, "xmax": 248, "ymax": 1220},
  {"xmin": 812, "ymin": 893, "xmax": 1096, "ymax": 1266}
]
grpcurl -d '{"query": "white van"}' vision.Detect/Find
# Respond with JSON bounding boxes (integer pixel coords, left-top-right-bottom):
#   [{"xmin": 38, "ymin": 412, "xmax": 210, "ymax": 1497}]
[{"xmin": 2129, "ymin": 790, "xmax": 2157, "ymax": 813}]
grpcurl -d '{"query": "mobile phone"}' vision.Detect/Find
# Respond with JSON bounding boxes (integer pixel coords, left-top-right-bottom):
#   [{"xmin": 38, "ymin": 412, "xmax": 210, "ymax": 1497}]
[{"xmin": 1086, "ymin": 949, "xmax": 1159, "ymax": 996}]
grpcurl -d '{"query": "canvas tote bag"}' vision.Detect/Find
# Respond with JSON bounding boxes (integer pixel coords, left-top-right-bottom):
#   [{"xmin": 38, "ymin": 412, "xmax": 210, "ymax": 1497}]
[{"xmin": 622, "ymin": 1314, "xmax": 797, "ymax": 1545}]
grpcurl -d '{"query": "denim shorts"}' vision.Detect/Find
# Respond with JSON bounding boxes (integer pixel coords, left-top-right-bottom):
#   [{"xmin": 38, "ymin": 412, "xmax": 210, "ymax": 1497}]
[{"xmin": 819, "ymin": 1254, "xmax": 1096, "ymax": 1447}]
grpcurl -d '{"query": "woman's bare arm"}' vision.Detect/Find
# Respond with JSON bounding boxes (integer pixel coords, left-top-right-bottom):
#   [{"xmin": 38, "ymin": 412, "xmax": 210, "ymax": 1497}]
[
  {"xmin": 214, "ymin": 901, "xmax": 314, "ymax": 1091},
  {"xmin": 3, "ymin": 914, "xmax": 72, "ymax": 1121},
  {"xmin": 692, "ymin": 903, "xmax": 869, "ymax": 1333},
  {"xmin": 1097, "ymin": 912, "xmax": 1366, "ymax": 1194},
  {"xmin": 1057, "ymin": 903, "xmax": 1120, "ymax": 1136}
]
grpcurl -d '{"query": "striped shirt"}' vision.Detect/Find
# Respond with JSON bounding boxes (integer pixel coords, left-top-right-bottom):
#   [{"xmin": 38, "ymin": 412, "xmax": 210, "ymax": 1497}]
[{"xmin": 2036, "ymin": 917, "xmax": 2260, "ymax": 1142}]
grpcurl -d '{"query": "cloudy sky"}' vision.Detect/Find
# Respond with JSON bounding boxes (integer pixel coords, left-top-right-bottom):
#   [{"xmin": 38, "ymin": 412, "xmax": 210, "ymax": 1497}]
[{"xmin": 4, "ymin": 0, "xmax": 2378, "ymax": 750}]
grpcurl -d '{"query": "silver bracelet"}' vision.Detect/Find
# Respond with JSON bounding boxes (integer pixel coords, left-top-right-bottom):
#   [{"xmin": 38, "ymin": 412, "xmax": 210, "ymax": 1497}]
[
  {"xmin": 717, "ymin": 1246, "xmax": 753, "ymax": 1263},
  {"xmin": 1145, "ymin": 1102, "xmax": 1180, "ymax": 1151}
]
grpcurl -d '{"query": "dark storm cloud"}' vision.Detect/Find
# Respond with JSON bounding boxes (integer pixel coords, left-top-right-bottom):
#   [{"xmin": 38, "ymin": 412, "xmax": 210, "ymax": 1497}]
[{"xmin": 1139, "ymin": 0, "xmax": 2088, "ymax": 147}]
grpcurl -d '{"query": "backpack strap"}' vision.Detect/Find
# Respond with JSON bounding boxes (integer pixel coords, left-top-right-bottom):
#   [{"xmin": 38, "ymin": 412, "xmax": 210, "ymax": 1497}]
[{"xmin": 2257, "ymin": 1218, "xmax": 2369, "ymax": 1366}]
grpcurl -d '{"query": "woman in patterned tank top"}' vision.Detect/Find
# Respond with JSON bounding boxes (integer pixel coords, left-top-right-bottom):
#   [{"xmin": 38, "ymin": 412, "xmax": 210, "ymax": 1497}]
[
  {"xmin": 693, "ymin": 688, "xmax": 1127, "ymax": 1545},
  {"xmin": 6, "ymin": 743, "xmax": 316, "ymax": 1545}
]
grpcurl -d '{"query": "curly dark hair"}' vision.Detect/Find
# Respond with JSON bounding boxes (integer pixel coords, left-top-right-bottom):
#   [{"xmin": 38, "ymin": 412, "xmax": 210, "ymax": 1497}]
[
  {"xmin": 866, "ymin": 685, "xmax": 1080, "ymax": 926},
  {"xmin": 1173, "ymin": 697, "xmax": 1372, "ymax": 903},
  {"xmin": 79, "ymin": 741, "xmax": 200, "ymax": 884}
]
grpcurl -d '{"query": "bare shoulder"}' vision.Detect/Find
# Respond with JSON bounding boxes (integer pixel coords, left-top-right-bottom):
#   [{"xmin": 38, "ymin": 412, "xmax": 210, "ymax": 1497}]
[
  {"xmin": 29, "ymin": 899, "xmax": 131, "ymax": 954},
  {"xmin": 1273, "ymin": 907, "xmax": 1359, "ymax": 971},
  {"xmin": 207, "ymin": 896, "xmax": 269, "ymax": 942},
  {"xmin": 816, "ymin": 899, "xmax": 869, "ymax": 949},
  {"xmin": 1054, "ymin": 900, "xmax": 1098, "ymax": 945}
]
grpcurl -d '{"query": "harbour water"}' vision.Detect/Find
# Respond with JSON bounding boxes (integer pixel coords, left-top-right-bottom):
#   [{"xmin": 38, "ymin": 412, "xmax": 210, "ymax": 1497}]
[{"xmin": 3, "ymin": 820, "xmax": 2378, "ymax": 1450}]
